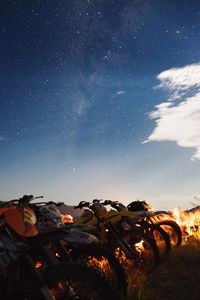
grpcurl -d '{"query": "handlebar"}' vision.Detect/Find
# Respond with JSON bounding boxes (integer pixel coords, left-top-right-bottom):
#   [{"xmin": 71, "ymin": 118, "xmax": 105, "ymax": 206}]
[
  {"xmin": 74, "ymin": 199, "xmax": 124, "ymax": 210},
  {"xmin": 102, "ymin": 200, "xmax": 112, "ymax": 205},
  {"xmin": 102, "ymin": 200, "xmax": 126, "ymax": 212},
  {"xmin": 102, "ymin": 199, "xmax": 118, "ymax": 206},
  {"xmin": 74, "ymin": 199, "xmax": 106, "ymax": 209},
  {"xmin": 20, "ymin": 195, "xmax": 44, "ymax": 204},
  {"xmin": 33, "ymin": 201, "xmax": 64, "ymax": 207},
  {"xmin": 74, "ymin": 201, "xmax": 90, "ymax": 209},
  {"xmin": 1, "ymin": 195, "xmax": 44, "ymax": 207}
]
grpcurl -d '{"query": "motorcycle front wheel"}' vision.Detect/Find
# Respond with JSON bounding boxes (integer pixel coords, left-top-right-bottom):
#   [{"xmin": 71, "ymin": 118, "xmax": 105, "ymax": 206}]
[
  {"xmin": 23, "ymin": 262, "xmax": 120, "ymax": 300},
  {"xmin": 121, "ymin": 230, "xmax": 160, "ymax": 272}
]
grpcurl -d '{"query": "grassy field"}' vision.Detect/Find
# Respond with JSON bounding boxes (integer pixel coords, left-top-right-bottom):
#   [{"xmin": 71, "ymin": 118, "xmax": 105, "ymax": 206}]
[{"xmin": 128, "ymin": 237, "xmax": 200, "ymax": 300}]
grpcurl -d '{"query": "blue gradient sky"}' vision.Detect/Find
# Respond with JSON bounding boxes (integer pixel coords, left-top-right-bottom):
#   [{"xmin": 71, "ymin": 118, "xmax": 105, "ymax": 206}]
[{"xmin": 1, "ymin": 1, "xmax": 200, "ymax": 209}]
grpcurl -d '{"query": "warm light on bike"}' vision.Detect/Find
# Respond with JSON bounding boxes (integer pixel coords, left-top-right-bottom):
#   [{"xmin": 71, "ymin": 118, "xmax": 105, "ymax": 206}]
[
  {"xmin": 35, "ymin": 260, "xmax": 42, "ymax": 269},
  {"xmin": 55, "ymin": 252, "xmax": 61, "ymax": 258}
]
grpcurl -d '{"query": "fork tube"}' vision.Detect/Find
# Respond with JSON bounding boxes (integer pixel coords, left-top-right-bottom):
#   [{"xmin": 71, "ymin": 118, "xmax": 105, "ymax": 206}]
[
  {"xmin": 93, "ymin": 210, "xmax": 135, "ymax": 259},
  {"xmin": 23, "ymin": 254, "xmax": 53, "ymax": 300},
  {"xmin": 40, "ymin": 245, "xmax": 59, "ymax": 266}
]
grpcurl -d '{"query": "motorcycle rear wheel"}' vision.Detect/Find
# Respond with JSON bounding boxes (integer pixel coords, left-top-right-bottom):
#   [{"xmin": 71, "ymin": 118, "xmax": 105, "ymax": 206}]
[
  {"xmin": 142, "ymin": 223, "xmax": 171, "ymax": 256},
  {"xmin": 22, "ymin": 263, "xmax": 120, "ymax": 300},
  {"xmin": 156, "ymin": 220, "xmax": 182, "ymax": 248}
]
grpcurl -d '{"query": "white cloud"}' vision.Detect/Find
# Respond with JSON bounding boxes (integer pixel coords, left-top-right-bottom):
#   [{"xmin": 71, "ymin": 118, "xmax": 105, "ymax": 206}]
[
  {"xmin": 157, "ymin": 63, "xmax": 200, "ymax": 92},
  {"xmin": 145, "ymin": 63, "xmax": 200, "ymax": 160}
]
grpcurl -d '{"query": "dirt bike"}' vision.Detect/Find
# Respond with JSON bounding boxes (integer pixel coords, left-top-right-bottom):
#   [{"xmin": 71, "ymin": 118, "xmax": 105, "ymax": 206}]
[
  {"xmin": 28, "ymin": 199, "xmax": 127, "ymax": 300},
  {"xmin": 102, "ymin": 200, "xmax": 172, "ymax": 256},
  {"xmin": 127, "ymin": 200, "xmax": 182, "ymax": 248},
  {"xmin": 74, "ymin": 199, "xmax": 160, "ymax": 272},
  {"xmin": 0, "ymin": 195, "xmax": 119, "ymax": 300}
]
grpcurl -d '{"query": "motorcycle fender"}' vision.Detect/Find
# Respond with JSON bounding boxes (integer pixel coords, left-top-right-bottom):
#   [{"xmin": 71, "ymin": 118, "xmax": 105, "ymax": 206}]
[
  {"xmin": 28, "ymin": 230, "xmax": 97, "ymax": 247},
  {"xmin": 65, "ymin": 228, "xmax": 98, "ymax": 244}
]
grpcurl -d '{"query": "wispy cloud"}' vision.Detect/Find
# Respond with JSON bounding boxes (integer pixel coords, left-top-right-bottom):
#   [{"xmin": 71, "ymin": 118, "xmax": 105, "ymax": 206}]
[
  {"xmin": 145, "ymin": 63, "xmax": 200, "ymax": 160},
  {"xmin": 116, "ymin": 90, "xmax": 126, "ymax": 95}
]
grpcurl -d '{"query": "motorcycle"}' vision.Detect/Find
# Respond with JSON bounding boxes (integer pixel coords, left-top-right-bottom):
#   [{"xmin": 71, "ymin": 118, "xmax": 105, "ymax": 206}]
[
  {"xmin": 74, "ymin": 199, "xmax": 160, "ymax": 272},
  {"xmin": 31, "ymin": 200, "xmax": 127, "ymax": 300},
  {"xmin": 0, "ymin": 195, "xmax": 119, "ymax": 300}
]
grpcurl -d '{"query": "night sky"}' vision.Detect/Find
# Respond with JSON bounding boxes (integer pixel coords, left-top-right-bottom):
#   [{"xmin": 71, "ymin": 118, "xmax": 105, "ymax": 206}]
[{"xmin": 1, "ymin": 0, "xmax": 200, "ymax": 209}]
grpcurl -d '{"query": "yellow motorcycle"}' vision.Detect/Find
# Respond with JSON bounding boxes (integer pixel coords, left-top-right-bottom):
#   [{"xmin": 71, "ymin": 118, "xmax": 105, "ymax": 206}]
[{"xmin": 75, "ymin": 199, "xmax": 160, "ymax": 271}]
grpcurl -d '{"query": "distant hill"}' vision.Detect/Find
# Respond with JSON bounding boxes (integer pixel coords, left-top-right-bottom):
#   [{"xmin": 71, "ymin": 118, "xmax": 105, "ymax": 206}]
[{"xmin": 58, "ymin": 203, "xmax": 83, "ymax": 218}]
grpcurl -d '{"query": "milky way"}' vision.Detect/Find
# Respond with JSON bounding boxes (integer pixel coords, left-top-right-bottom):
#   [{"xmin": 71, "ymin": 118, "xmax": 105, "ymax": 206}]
[{"xmin": 1, "ymin": 1, "xmax": 200, "ymax": 209}]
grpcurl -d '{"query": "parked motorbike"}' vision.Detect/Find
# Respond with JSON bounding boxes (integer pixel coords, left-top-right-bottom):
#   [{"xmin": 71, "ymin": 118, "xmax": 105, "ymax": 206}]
[
  {"xmin": 74, "ymin": 199, "xmax": 160, "ymax": 271},
  {"xmin": 31, "ymin": 200, "xmax": 127, "ymax": 300},
  {"xmin": 127, "ymin": 200, "xmax": 182, "ymax": 248},
  {"xmin": 0, "ymin": 195, "xmax": 119, "ymax": 300},
  {"xmin": 102, "ymin": 199, "xmax": 171, "ymax": 256}
]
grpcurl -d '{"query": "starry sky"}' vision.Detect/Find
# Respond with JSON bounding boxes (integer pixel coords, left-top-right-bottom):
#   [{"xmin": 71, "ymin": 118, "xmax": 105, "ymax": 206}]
[{"xmin": 1, "ymin": 0, "xmax": 200, "ymax": 209}]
